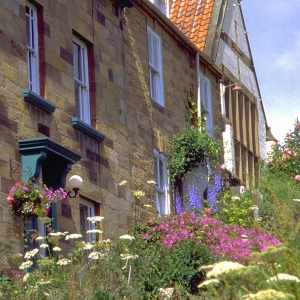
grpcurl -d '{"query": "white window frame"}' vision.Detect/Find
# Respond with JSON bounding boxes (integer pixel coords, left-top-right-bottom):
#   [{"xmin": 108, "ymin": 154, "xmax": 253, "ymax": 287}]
[
  {"xmin": 200, "ymin": 74, "xmax": 213, "ymax": 135},
  {"xmin": 26, "ymin": 2, "xmax": 39, "ymax": 93},
  {"xmin": 147, "ymin": 27, "xmax": 164, "ymax": 106},
  {"xmin": 73, "ymin": 37, "xmax": 91, "ymax": 125},
  {"xmin": 150, "ymin": 0, "xmax": 169, "ymax": 15},
  {"xmin": 79, "ymin": 198, "xmax": 96, "ymax": 243},
  {"xmin": 153, "ymin": 150, "xmax": 170, "ymax": 215}
]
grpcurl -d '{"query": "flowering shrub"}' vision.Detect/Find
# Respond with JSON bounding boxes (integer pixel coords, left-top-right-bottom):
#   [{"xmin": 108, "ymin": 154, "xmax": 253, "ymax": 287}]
[
  {"xmin": 129, "ymin": 212, "xmax": 281, "ymax": 264},
  {"xmin": 216, "ymin": 191, "xmax": 258, "ymax": 228},
  {"xmin": 7, "ymin": 180, "xmax": 67, "ymax": 219},
  {"xmin": 198, "ymin": 244, "xmax": 300, "ymax": 299},
  {"xmin": 265, "ymin": 120, "xmax": 300, "ymax": 180}
]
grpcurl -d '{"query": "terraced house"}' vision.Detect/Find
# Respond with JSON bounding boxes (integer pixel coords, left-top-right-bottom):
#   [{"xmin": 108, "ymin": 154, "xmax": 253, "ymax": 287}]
[
  {"xmin": 169, "ymin": 0, "xmax": 272, "ymax": 190},
  {"xmin": 0, "ymin": 0, "xmax": 270, "ymax": 254},
  {"xmin": 0, "ymin": 0, "xmax": 223, "ymax": 253}
]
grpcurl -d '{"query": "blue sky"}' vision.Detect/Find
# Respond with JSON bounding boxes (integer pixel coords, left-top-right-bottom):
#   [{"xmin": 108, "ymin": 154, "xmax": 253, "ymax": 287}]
[{"xmin": 242, "ymin": 1, "xmax": 300, "ymax": 142}]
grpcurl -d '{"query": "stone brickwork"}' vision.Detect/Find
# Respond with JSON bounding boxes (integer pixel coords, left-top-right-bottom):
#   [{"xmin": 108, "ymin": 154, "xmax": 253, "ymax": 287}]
[{"xmin": 0, "ymin": 0, "xmax": 222, "ymax": 251}]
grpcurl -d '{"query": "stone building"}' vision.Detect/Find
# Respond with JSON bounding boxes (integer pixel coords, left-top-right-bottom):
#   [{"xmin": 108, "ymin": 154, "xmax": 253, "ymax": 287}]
[
  {"xmin": 0, "ymin": 0, "xmax": 223, "ymax": 253},
  {"xmin": 169, "ymin": 0, "xmax": 272, "ymax": 189}
]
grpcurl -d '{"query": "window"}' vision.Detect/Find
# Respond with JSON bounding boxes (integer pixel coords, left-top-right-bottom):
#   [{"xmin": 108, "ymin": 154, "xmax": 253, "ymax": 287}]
[
  {"xmin": 26, "ymin": 2, "xmax": 39, "ymax": 93},
  {"xmin": 153, "ymin": 150, "xmax": 170, "ymax": 215},
  {"xmin": 147, "ymin": 27, "xmax": 164, "ymax": 106},
  {"xmin": 150, "ymin": 0, "xmax": 168, "ymax": 15},
  {"xmin": 200, "ymin": 75, "xmax": 213, "ymax": 134},
  {"xmin": 73, "ymin": 37, "xmax": 91, "ymax": 125},
  {"xmin": 80, "ymin": 198, "xmax": 96, "ymax": 243}
]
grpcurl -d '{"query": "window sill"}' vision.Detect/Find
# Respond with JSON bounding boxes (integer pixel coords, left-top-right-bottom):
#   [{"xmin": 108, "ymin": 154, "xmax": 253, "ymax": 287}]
[
  {"xmin": 72, "ymin": 117, "xmax": 105, "ymax": 142},
  {"xmin": 23, "ymin": 89, "xmax": 56, "ymax": 113}
]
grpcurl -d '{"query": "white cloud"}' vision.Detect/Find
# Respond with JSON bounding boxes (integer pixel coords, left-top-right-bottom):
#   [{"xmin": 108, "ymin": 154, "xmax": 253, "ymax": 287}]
[{"xmin": 275, "ymin": 35, "xmax": 300, "ymax": 72}]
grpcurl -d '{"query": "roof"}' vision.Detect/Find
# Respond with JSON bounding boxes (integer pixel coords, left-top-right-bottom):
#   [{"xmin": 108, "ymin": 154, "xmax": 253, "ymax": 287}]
[{"xmin": 169, "ymin": 0, "xmax": 215, "ymax": 51}]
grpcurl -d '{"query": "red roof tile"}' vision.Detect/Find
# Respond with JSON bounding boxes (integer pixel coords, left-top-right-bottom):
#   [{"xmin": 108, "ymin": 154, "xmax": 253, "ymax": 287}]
[{"xmin": 169, "ymin": 0, "xmax": 215, "ymax": 51}]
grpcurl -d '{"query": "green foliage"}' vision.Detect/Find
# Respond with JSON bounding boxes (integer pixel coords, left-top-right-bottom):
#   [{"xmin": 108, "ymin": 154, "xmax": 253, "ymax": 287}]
[
  {"xmin": 168, "ymin": 91, "xmax": 222, "ymax": 183},
  {"xmin": 264, "ymin": 119, "xmax": 300, "ymax": 180},
  {"xmin": 216, "ymin": 190, "xmax": 257, "ymax": 228},
  {"xmin": 128, "ymin": 236, "xmax": 214, "ymax": 298},
  {"xmin": 168, "ymin": 124, "xmax": 221, "ymax": 182},
  {"xmin": 198, "ymin": 244, "xmax": 300, "ymax": 300},
  {"xmin": 253, "ymin": 175, "xmax": 300, "ymax": 246}
]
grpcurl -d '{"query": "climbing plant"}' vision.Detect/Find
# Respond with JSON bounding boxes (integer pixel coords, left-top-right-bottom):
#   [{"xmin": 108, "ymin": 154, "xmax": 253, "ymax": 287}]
[{"xmin": 167, "ymin": 90, "xmax": 222, "ymax": 183}]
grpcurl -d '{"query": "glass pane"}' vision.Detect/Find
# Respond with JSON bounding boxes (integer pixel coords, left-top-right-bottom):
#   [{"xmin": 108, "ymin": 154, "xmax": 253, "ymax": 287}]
[
  {"xmin": 150, "ymin": 69, "xmax": 157, "ymax": 99},
  {"xmin": 28, "ymin": 53, "xmax": 33, "ymax": 87},
  {"xmin": 159, "ymin": 158, "xmax": 164, "ymax": 188},
  {"xmin": 73, "ymin": 42, "xmax": 82, "ymax": 81},
  {"xmin": 200, "ymin": 80, "xmax": 208, "ymax": 107},
  {"xmin": 154, "ymin": 156, "xmax": 159, "ymax": 187},
  {"xmin": 157, "ymin": 191, "xmax": 166, "ymax": 214},
  {"xmin": 148, "ymin": 33, "xmax": 153, "ymax": 64},
  {"xmin": 74, "ymin": 82, "xmax": 80, "ymax": 115},
  {"xmin": 80, "ymin": 204, "xmax": 87, "ymax": 242},
  {"xmin": 152, "ymin": 38, "xmax": 159, "ymax": 69},
  {"xmin": 31, "ymin": 19, "xmax": 35, "ymax": 50},
  {"xmin": 26, "ymin": 14, "xmax": 31, "ymax": 47}
]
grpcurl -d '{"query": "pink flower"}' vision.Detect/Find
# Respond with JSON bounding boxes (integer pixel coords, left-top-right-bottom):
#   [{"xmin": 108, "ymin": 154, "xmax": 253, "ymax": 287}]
[
  {"xmin": 284, "ymin": 148, "xmax": 292, "ymax": 156},
  {"xmin": 205, "ymin": 208, "xmax": 211, "ymax": 215},
  {"xmin": 267, "ymin": 158, "xmax": 273, "ymax": 163},
  {"xmin": 220, "ymin": 164, "xmax": 226, "ymax": 170},
  {"xmin": 295, "ymin": 175, "xmax": 300, "ymax": 181}
]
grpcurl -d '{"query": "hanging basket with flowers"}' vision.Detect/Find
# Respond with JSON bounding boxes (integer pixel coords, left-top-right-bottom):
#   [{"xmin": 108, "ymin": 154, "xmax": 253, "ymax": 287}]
[{"xmin": 7, "ymin": 180, "xmax": 67, "ymax": 219}]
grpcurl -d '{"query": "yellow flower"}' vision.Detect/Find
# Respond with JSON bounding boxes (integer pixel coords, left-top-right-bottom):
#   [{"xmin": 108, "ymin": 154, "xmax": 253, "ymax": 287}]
[
  {"xmin": 205, "ymin": 261, "xmax": 245, "ymax": 278},
  {"xmin": 19, "ymin": 261, "xmax": 33, "ymax": 270},
  {"xmin": 198, "ymin": 279, "xmax": 219, "ymax": 288},
  {"xmin": 132, "ymin": 190, "xmax": 145, "ymax": 198},
  {"xmin": 119, "ymin": 234, "xmax": 135, "ymax": 240},
  {"xmin": 267, "ymin": 273, "xmax": 300, "ymax": 283},
  {"xmin": 56, "ymin": 259, "xmax": 72, "ymax": 265},
  {"xmin": 147, "ymin": 180, "xmax": 156, "ymax": 184},
  {"xmin": 243, "ymin": 289, "xmax": 295, "ymax": 300}
]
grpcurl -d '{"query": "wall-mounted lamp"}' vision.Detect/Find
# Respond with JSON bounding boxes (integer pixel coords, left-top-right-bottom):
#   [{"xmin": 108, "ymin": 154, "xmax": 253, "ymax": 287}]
[
  {"xmin": 233, "ymin": 3, "xmax": 241, "ymax": 7},
  {"xmin": 225, "ymin": 83, "xmax": 242, "ymax": 91},
  {"xmin": 67, "ymin": 175, "xmax": 83, "ymax": 198}
]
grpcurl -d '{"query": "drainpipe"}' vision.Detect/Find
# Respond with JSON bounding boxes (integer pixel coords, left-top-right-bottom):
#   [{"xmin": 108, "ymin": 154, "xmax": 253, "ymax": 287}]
[{"xmin": 196, "ymin": 51, "xmax": 201, "ymax": 132}]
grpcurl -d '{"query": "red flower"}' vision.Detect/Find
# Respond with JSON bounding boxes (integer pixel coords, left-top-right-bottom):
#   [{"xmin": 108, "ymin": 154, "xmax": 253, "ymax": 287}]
[{"xmin": 205, "ymin": 208, "xmax": 211, "ymax": 215}]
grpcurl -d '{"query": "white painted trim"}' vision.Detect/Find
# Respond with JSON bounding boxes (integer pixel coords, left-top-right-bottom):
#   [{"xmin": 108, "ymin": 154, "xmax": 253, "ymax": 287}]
[
  {"xmin": 153, "ymin": 149, "xmax": 170, "ymax": 215},
  {"xmin": 73, "ymin": 37, "xmax": 91, "ymax": 125},
  {"xmin": 79, "ymin": 198, "xmax": 95, "ymax": 243},
  {"xmin": 26, "ymin": 2, "xmax": 39, "ymax": 94},
  {"xmin": 147, "ymin": 27, "xmax": 164, "ymax": 106}
]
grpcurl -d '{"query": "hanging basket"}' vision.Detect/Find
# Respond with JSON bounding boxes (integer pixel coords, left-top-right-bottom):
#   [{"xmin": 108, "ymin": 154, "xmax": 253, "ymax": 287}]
[{"xmin": 7, "ymin": 181, "xmax": 67, "ymax": 219}]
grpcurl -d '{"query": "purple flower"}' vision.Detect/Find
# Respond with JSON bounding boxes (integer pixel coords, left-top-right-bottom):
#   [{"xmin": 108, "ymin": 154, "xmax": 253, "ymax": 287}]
[
  {"xmin": 214, "ymin": 173, "xmax": 223, "ymax": 192},
  {"xmin": 207, "ymin": 185, "xmax": 217, "ymax": 212},
  {"xmin": 175, "ymin": 190, "xmax": 183, "ymax": 214},
  {"xmin": 188, "ymin": 185, "xmax": 202, "ymax": 211}
]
